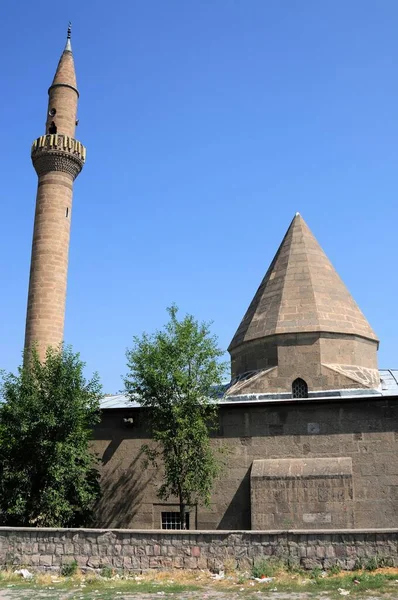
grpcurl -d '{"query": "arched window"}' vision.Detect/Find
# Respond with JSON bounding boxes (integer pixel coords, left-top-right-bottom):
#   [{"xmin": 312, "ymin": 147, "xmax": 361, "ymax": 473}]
[
  {"xmin": 292, "ymin": 378, "xmax": 308, "ymax": 399},
  {"xmin": 48, "ymin": 121, "xmax": 57, "ymax": 134}
]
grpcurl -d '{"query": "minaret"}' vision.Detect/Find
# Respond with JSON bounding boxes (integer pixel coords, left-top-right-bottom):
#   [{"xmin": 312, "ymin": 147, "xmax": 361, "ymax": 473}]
[{"xmin": 25, "ymin": 24, "xmax": 86, "ymax": 359}]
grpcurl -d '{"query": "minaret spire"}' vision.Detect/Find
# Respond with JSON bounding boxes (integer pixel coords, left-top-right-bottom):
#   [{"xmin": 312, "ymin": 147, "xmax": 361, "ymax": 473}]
[
  {"xmin": 24, "ymin": 29, "xmax": 86, "ymax": 359},
  {"xmin": 65, "ymin": 21, "xmax": 72, "ymax": 52}
]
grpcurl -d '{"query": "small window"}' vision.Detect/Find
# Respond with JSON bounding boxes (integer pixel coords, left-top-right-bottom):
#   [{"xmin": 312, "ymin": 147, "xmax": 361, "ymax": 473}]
[
  {"xmin": 48, "ymin": 121, "xmax": 57, "ymax": 134},
  {"xmin": 49, "ymin": 108, "xmax": 57, "ymax": 117},
  {"xmin": 292, "ymin": 378, "xmax": 308, "ymax": 399},
  {"xmin": 161, "ymin": 511, "xmax": 190, "ymax": 530},
  {"xmin": 65, "ymin": 207, "xmax": 69, "ymax": 218}
]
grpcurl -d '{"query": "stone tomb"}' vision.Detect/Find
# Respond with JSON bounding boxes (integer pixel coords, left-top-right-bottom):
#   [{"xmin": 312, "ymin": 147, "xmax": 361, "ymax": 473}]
[{"xmin": 251, "ymin": 457, "xmax": 354, "ymax": 529}]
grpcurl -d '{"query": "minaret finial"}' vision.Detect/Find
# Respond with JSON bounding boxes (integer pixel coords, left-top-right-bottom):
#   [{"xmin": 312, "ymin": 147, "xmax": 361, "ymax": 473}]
[{"xmin": 65, "ymin": 22, "xmax": 72, "ymax": 51}]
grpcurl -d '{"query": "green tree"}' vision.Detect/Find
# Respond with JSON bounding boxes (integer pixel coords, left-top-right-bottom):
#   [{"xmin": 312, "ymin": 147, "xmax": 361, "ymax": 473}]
[
  {"xmin": 124, "ymin": 305, "xmax": 226, "ymax": 529},
  {"xmin": 0, "ymin": 346, "xmax": 102, "ymax": 527}
]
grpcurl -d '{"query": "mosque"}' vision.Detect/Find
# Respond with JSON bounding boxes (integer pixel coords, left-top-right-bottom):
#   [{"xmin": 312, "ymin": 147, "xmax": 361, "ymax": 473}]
[{"xmin": 25, "ymin": 29, "xmax": 398, "ymax": 530}]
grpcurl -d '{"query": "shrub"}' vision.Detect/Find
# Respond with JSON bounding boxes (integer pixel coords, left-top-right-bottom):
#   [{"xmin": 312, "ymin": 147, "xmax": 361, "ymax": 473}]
[
  {"xmin": 251, "ymin": 558, "xmax": 279, "ymax": 578},
  {"xmin": 365, "ymin": 557, "xmax": 378, "ymax": 572},
  {"xmin": 61, "ymin": 560, "xmax": 78, "ymax": 577},
  {"xmin": 100, "ymin": 566, "xmax": 113, "ymax": 578}
]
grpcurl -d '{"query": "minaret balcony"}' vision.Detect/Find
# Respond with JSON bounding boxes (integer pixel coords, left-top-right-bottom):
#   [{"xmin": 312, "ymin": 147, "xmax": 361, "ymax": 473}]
[{"xmin": 31, "ymin": 134, "xmax": 86, "ymax": 179}]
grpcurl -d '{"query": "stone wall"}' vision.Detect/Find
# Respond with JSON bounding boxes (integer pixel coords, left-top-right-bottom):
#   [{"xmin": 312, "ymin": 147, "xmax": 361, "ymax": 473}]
[
  {"xmin": 93, "ymin": 396, "xmax": 398, "ymax": 530},
  {"xmin": 1, "ymin": 528, "xmax": 398, "ymax": 572}
]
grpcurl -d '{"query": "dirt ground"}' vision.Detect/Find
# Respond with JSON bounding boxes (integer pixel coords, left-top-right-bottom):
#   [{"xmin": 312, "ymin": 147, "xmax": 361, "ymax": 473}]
[
  {"xmin": 0, "ymin": 588, "xmax": 395, "ymax": 600},
  {"xmin": 1, "ymin": 567, "xmax": 398, "ymax": 600}
]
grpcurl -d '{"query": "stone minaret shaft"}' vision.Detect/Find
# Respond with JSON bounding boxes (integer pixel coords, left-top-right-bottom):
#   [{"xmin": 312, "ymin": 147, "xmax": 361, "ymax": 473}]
[{"xmin": 25, "ymin": 25, "xmax": 86, "ymax": 359}]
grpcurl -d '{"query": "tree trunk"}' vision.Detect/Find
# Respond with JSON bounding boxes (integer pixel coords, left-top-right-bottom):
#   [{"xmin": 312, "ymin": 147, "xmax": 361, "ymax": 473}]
[{"xmin": 179, "ymin": 495, "xmax": 186, "ymax": 530}]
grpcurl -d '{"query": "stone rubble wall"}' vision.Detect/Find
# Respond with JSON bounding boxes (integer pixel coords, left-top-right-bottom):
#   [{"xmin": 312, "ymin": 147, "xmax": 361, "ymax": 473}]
[{"xmin": 1, "ymin": 528, "xmax": 398, "ymax": 572}]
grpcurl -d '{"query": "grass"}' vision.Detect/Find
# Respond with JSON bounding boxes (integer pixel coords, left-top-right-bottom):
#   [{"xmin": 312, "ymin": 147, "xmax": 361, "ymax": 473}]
[
  {"xmin": 273, "ymin": 571, "xmax": 398, "ymax": 593},
  {"xmin": 0, "ymin": 566, "xmax": 397, "ymax": 597}
]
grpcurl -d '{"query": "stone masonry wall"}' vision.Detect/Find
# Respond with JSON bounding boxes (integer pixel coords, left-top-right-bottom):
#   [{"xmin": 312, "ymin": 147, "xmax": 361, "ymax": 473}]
[
  {"xmin": 93, "ymin": 397, "xmax": 398, "ymax": 530},
  {"xmin": 1, "ymin": 528, "xmax": 398, "ymax": 572}
]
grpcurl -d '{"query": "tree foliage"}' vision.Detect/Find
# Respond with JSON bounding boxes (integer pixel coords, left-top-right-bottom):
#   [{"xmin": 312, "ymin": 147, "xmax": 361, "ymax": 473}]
[
  {"xmin": 0, "ymin": 346, "xmax": 102, "ymax": 527},
  {"xmin": 124, "ymin": 305, "xmax": 226, "ymax": 528}
]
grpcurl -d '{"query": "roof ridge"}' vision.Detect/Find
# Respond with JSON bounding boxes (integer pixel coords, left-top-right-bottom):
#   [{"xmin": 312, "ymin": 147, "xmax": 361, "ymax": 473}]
[{"xmin": 299, "ymin": 216, "xmax": 322, "ymax": 331}]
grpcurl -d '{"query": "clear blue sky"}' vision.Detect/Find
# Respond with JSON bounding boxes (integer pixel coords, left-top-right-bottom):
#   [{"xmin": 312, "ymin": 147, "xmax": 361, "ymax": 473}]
[{"xmin": 1, "ymin": 0, "xmax": 397, "ymax": 392}]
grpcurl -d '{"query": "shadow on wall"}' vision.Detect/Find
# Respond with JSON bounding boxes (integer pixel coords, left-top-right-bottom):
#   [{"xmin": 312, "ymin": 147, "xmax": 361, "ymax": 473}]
[
  {"xmin": 94, "ymin": 444, "xmax": 152, "ymax": 528},
  {"xmin": 218, "ymin": 467, "xmax": 251, "ymax": 530}
]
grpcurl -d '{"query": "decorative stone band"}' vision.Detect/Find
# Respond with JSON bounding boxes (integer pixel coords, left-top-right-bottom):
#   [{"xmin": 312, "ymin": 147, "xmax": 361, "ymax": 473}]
[
  {"xmin": 48, "ymin": 82, "xmax": 79, "ymax": 97},
  {"xmin": 31, "ymin": 134, "xmax": 86, "ymax": 180}
]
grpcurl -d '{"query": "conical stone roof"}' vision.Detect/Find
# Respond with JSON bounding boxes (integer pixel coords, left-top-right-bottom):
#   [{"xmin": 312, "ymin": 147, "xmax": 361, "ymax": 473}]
[
  {"xmin": 229, "ymin": 214, "xmax": 378, "ymax": 350},
  {"xmin": 51, "ymin": 38, "xmax": 77, "ymax": 90}
]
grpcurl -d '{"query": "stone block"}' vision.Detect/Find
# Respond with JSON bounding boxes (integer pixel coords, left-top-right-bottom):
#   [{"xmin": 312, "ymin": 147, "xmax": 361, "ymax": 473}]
[
  {"xmin": 325, "ymin": 545, "xmax": 335, "ymax": 558},
  {"xmin": 172, "ymin": 556, "xmax": 184, "ymax": 568},
  {"xmin": 237, "ymin": 556, "xmax": 253, "ymax": 570},
  {"xmin": 75, "ymin": 556, "xmax": 89, "ymax": 567},
  {"xmin": 140, "ymin": 556, "xmax": 149, "ymax": 569},
  {"xmin": 184, "ymin": 557, "xmax": 198, "ymax": 569},
  {"xmin": 301, "ymin": 558, "xmax": 321, "ymax": 569},
  {"xmin": 54, "ymin": 544, "xmax": 64, "ymax": 555},
  {"xmin": 87, "ymin": 557, "xmax": 101, "ymax": 568},
  {"xmin": 130, "ymin": 556, "xmax": 141, "ymax": 570},
  {"xmin": 39, "ymin": 555, "xmax": 53, "ymax": 567},
  {"xmin": 123, "ymin": 545, "xmax": 135, "ymax": 557},
  {"xmin": 196, "ymin": 556, "xmax": 208, "ymax": 569},
  {"xmin": 64, "ymin": 543, "xmax": 74, "ymax": 555},
  {"xmin": 112, "ymin": 556, "xmax": 123, "ymax": 569}
]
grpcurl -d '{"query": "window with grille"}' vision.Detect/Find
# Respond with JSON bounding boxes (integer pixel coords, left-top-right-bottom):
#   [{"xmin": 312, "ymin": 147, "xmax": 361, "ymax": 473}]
[
  {"xmin": 161, "ymin": 511, "xmax": 190, "ymax": 530},
  {"xmin": 292, "ymin": 378, "xmax": 308, "ymax": 398}
]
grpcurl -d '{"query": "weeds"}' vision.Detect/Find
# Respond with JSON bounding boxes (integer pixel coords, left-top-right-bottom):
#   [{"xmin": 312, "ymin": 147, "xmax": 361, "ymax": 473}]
[
  {"xmin": 100, "ymin": 566, "xmax": 113, "ymax": 579},
  {"xmin": 328, "ymin": 563, "xmax": 342, "ymax": 576},
  {"xmin": 60, "ymin": 560, "xmax": 78, "ymax": 577},
  {"xmin": 251, "ymin": 558, "xmax": 280, "ymax": 578},
  {"xmin": 365, "ymin": 556, "xmax": 378, "ymax": 571},
  {"xmin": 223, "ymin": 558, "xmax": 237, "ymax": 574},
  {"xmin": 354, "ymin": 554, "xmax": 395, "ymax": 572},
  {"xmin": 310, "ymin": 566, "xmax": 323, "ymax": 580},
  {"xmin": 353, "ymin": 558, "xmax": 364, "ymax": 571},
  {"xmin": 285, "ymin": 557, "xmax": 304, "ymax": 575},
  {"xmin": 0, "ymin": 563, "xmax": 397, "ymax": 598}
]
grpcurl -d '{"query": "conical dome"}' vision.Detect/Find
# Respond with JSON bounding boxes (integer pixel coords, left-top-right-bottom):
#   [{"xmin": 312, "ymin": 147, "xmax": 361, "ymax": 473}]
[{"xmin": 229, "ymin": 213, "xmax": 377, "ymax": 351}]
